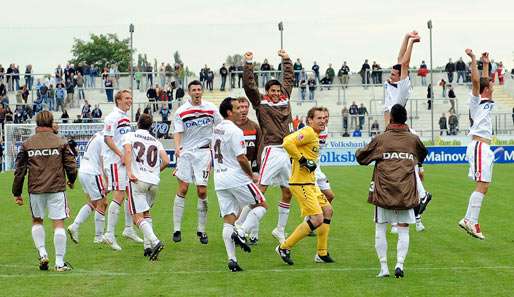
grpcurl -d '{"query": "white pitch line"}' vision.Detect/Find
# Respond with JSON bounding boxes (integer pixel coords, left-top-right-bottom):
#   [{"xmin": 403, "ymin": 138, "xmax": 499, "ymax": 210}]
[{"xmin": 1, "ymin": 264, "xmax": 514, "ymax": 277}]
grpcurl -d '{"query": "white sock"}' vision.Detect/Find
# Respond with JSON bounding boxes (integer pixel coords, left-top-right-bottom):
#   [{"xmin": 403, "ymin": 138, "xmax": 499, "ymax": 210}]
[
  {"xmin": 396, "ymin": 226, "xmax": 410, "ymax": 270},
  {"xmin": 375, "ymin": 223, "xmax": 388, "ymax": 268},
  {"xmin": 235, "ymin": 205, "xmax": 251, "ymax": 226},
  {"xmin": 242, "ymin": 206, "xmax": 267, "ymax": 235},
  {"xmin": 222, "ymin": 223, "xmax": 236, "ymax": 262},
  {"xmin": 32, "ymin": 224, "xmax": 47, "ymax": 258},
  {"xmin": 54, "ymin": 228, "xmax": 67, "ymax": 267},
  {"xmin": 106, "ymin": 201, "xmax": 121, "ymax": 234},
  {"xmin": 143, "ymin": 218, "xmax": 153, "ymax": 249},
  {"xmin": 173, "ymin": 195, "xmax": 185, "ymax": 232},
  {"xmin": 94, "ymin": 210, "xmax": 105, "ymax": 238},
  {"xmin": 124, "ymin": 201, "xmax": 133, "ymax": 229},
  {"xmin": 276, "ymin": 202, "xmax": 290, "ymax": 232},
  {"xmin": 138, "ymin": 220, "xmax": 159, "ymax": 246},
  {"xmin": 197, "ymin": 198, "xmax": 208, "ymax": 233},
  {"xmin": 467, "ymin": 191, "xmax": 484, "ymax": 224},
  {"xmin": 73, "ymin": 204, "xmax": 94, "ymax": 228},
  {"xmin": 415, "ymin": 167, "xmax": 426, "ymax": 198}
]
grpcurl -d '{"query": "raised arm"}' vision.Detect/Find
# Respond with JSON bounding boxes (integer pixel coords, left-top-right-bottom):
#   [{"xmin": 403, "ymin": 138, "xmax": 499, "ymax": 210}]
[
  {"xmin": 465, "ymin": 49, "xmax": 480, "ymax": 96},
  {"xmin": 242, "ymin": 52, "xmax": 261, "ymax": 108},
  {"xmin": 278, "ymin": 50, "xmax": 294, "ymax": 97},
  {"xmin": 400, "ymin": 32, "xmax": 420, "ymax": 80},
  {"xmin": 397, "ymin": 31, "xmax": 418, "ymax": 64},
  {"xmin": 481, "ymin": 52, "xmax": 490, "ymax": 79}
]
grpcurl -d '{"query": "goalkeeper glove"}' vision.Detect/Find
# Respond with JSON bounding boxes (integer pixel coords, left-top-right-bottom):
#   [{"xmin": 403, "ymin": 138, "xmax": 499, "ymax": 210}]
[{"xmin": 299, "ymin": 156, "xmax": 317, "ymax": 173}]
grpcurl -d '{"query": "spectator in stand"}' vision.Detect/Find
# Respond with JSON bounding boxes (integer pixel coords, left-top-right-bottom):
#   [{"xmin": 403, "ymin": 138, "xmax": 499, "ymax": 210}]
[
  {"xmin": 12, "ymin": 64, "xmax": 20, "ymax": 90},
  {"xmin": 16, "ymin": 85, "xmax": 24, "ymax": 104},
  {"xmin": 497, "ymin": 62, "xmax": 504, "ymax": 85},
  {"xmin": 48, "ymin": 84, "xmax": 55, "ymax": 111},
  {"xmin": 439, "ymin": 78, "xmax": 447, "ymax": 98},
  {"xmin": 65, "ymin": 78, "xmax": 75, "ymax": 107},
  {"xmin": 24, "ymin": 64, "xmax": 33, "ymax": 91},
  {"xmin": 349, "ymin": 101, "xmax": 359, "ymax": 129},
  {"xmin": 39, "ymin": 83, "xmax": 49, "ymax": 110},
  {"xmin": 490, "ymin": 59, "xmax": 498, "ymax": 82},
  {"xmin": 199, "ymin": 65, "xmax": 207, "ymax": 88},
  {"xmin": 445, "ymin": 58, "xmax": 455, "ymax": 83},
  {"xmin": 292, "ymin": 115, "xmax": 300, "ymax": 130},
  {"xmin": 293, "ymin": 58, "xmax": 302, "ymax": 87},
  {"xmin": 0, "ymin": 64, "xmax": 5, "ymax": 82},
  {"xmin": 338, "ymin": 62, "xmax": 350, "ymax": 88},
  {"xmin": 83, "ymin": 64, "xmax": 91, "ymax": 88},
  {"xmin": 341, "ymin": 105, "xmax": 349, "ymax": 135},
  {"xmin": 371, "ymin": 62, "xmax": 382, "ymax": 84},
  {"xmin": 14, "ymin": 105, "xmax": 24, "ymax": 123},
  {"xmin": 55, "ymin": 64, "xmax": 63, "ymax": 85},
  {"xmin": 307, "ymin": 75, "xmax": 316, "ymax": 101},
  {"xmin": 135, "ymin": 108, "xmax": 141, "ymax": 122},
  {"xmin": 260, "ymin": 59, "xmax": 271, "ymax": 86},
  {"xmin": 0, "ymin": 81, "xmax": 6, "ymax": 104},
  {"xmin": 439, "ymin": 113, "xmax": 447, "ymax": 136},
  {"xmin": 511, "ymin": 68, "xmax": 514, "ymax": 79},
  {"xmin": 418, "ymin": 61, "xmax": 428, "ymax": 86},
  {"xmin": 61, "ymin": 109, "xmax": 70, "ymax": 123},
  {"xmin": 55, "ymin": 83, "xmax": 66, "ymax": 112},
  {"xmin": 297, "ymin": 116, "xmax": 305, "ymax": 129},
  {"xmin": 135, "ymin": 67, "xmax": 142, "ymax": 90},
  {"xmin": 325, "ymin": 64, "xmax": 335, "ymax": 90},
  {"xmin": 299, "ymin": 76, "xmax": 307, "ymax": 102},
  {"xmin": 219, "ymin": 63, "xmax": 228, "ymax": 91},
  {"xmin": 159, "ymin": 62, "xmax": 166, "ymax": 87},
  {"xmin": 360, "ymin": 59, "xmax": 371, "ymax": 86},
  {"xmin": 145, "ymin": 64, "xmax": 153, "ymax": 89},
  {"xmin": 92, "ymin": 104, "xmax": 102, "ymax": 120},
  {"xmin": 206, "ymin": 68, "xmax": 214, "ymax": 91},
  {"xmin": 312, "ymin": 61, "xmax": 320, "ymax": 83},
  {"xmin": 370, "ymin": 120, "xmax": 380, "ymax": 136},
  {"xmin": 1, "ymin": 93, "xmax": 9, "ymax": 108},
  {"xmin": 165, "ymin": 63, "xmax": 174, "ymax": 85},
  {"xmin": 4, "ymin": 106, "xmax": 13, "ymax": 123},
  {"xmin": 229, "ymin": 64, "xmax": 236, "ymax": 89},
  {"xmin": 146, "ymin": 84, "xmax": 158, "ymax": 112},
  {"xmin": 73, "ymin": 115, "xmax": 82, "ymax": 123},
  {"xmin": 0, "ymin": 105, "xmax": 5, "ymax": 130},
  {"xmin": 455, "ymin": 57, "xmax": 466, "ymax": 83},
  {"xmin": 237, "ymin": 63, "xmax": 244, "ymax": 88},
  {"xmin": 104, "ymin": 77, "xmax": 114, "ymax": 103},
  {"xmin": 358, "ymin": 103, "xmax": 368, "ymax": 130},
  {"xmin": 448, "ymin": 112, "xmax": 459, "ymax": 135},
  {"xmin": 81, "ymin": 100, "xmax": 92, "ymax": 121},
  {"xmin": 64, "ymin": 63, "xmax": 75, "ymax": 82},
  {"xmin": 76, "ymin": 73, "xmax": 85, "ymax": 101},
  {"xmin": 159, "ymin": 103, "xmax": 171, "ymax": 122},
  {"xmin": 427, "ymin": 83, "xmax": 432, "ymax": 110},
  {"xmin": 448, "ymin": 84, "xmax": 456, "ymax": 113},
  {"xmin": 165, "ymin": 85, "xmax": 174, "ymax": 109}
]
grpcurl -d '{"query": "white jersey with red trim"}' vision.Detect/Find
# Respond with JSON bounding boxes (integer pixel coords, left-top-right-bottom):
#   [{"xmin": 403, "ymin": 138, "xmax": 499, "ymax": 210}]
[
  {"xmin": 212, "ymin": 120, "xmax": 252, "ymax": 190},
  {"xmin": 384, "ymin": 77, "xmax": 412, "ymax": 112},
  {"xmin": 468, "ymin": 94, "xmax": 494, "ymax": 140},
  {"xmin": 122, "ymin": 129, "xmax": 165, "ymax": 185},
  {"xmin": 79, "ymin": 132, "xmax": 104, "ymax": 175},
  {"xmin": 317, "ymin": 129, "xmax": 328, "ymax": 163},
  {"xmin": 103, "ymin": 106, "xmax": 132, "ymax": 164},
  {"xmin": 174, "ymin": 99, "xmax": 222, "ymax": 150}
]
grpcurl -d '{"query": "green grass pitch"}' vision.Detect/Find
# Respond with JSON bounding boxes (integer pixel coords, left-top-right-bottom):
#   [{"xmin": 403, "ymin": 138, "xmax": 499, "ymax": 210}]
[{"xmin": 1, "ymin": 164, "xmax": 513, "ymax": 297}]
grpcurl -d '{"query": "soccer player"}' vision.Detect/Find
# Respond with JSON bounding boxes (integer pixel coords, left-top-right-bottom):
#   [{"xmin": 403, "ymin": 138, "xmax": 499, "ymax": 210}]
[
  {"xmin": 276, "ymin": 107, "xmax": 334, "ymax": 265},
  {"xmin": 67, "ymin": 131, "xmax": 108, "ymax": 244},
  {"xmin": 103, "ymin": 89, "xmax": 143, "ymax": 251},
  {"xmin": 12, "ymin": 111, "xmax": 77, "ymax": 272},
  {"xmin": 243, "ymin": 49, "xmax": 294, "ymax": 244},
  {"xmin": 234, "ymin": 97, "xmax": 264, "ymax": 244},
  {"xmin": 356, "ymin": 104, "xmax": 428, "ymax": 278},
  {"xmin": 212, "ymin": 97, "xmax": 267, "ymax": 272},
  {"xmin": 172, "ymin": 80, "xmax": 222, "ymax": 244},
  {"xmin": 385, "ymin": 31, "xmax": 431, "ymax": 232},
  {"xmin": 458, "ymin": 50, "xmax": 495, "ymax": 240},
  {"xmin": 123, "ymin": 113, "xmax": 170, "ymax": 260}
]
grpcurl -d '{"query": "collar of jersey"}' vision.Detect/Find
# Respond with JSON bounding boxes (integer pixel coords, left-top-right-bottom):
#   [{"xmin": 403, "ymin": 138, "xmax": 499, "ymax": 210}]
[{"xmin": 114, "ymin": 106, "xmax": 128, "ymax": 115}]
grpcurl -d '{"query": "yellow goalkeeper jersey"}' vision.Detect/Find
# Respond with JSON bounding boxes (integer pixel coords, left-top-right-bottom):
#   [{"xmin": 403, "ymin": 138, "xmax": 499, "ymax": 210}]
[{"xmin": 282, "ymin": 126, "xmax": 320, "ymax": 184}]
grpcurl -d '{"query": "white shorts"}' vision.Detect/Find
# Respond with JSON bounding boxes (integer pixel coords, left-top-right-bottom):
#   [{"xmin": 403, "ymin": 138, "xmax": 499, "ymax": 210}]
[
  {"xmin": 105, "ymin": 162, "xmax": 128, "ymax": 191},
  {"xmin": 216, "ymin": 183, "xmax": 265, "ymax": 217},
  {"xmin": 315, "ymin": 167, "xmax": 331, "ymax": 191},
  {"xmin": 374, "ymin": 206, "xmax": 415, "ymax": 225},
  {"xmin": 29, "ymin": 192, "xmax": 69, "ymax": 220},
  {"xmin": 466, "ymin": 140, "xmax": 494, "ymax": 183},
  {"xmin": 127, "ymin": 181, "xmax": 158, "ymax": 215},
  {"xmin": 175, "ymin": 149, "xmax": 211, "ymax": 186},
  {"xmin": 79, "ymin": 173, "xmax": 106, "ymax": 201},
  {"xmin": 258, "ymin": 146, "xmax": 291, "ymax": 188}
]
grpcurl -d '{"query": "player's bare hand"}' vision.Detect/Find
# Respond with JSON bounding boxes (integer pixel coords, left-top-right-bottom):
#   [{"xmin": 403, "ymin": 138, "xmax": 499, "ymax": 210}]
[
  {"xmin": 481, "ymin": 52, "xmax": 490, "ymax": 64},
  {"xmin": 244, "ymin": 52, "xmax": 253, "ymax": 61},
  {"xmin": 15, "ymin": 196, "xmax": 24, "ymax": 206},
  {"xmin": 252, "ymin": 173, "xmax": 259, "ymax": 184},
  {"xmin": 418, "ymin": 171, "xmax": 424, "ymax": 182},
  {"xmin": 175, "ymin": 148, "xmax": 181, "ymax": 158},
  {"xmin": 277, "ymin": 49, "xmax": 289, "ymax": 59},
  {"xmin": 465, "ymin": 49, "xmax": 474, "ymax": 58},
  {"xmin": 67, "ymin": 182, "xmax": 74, "ymax": 189},
  {"xmin": 128, "ymin": 173, "xmax": 138, "ymax": 182}
]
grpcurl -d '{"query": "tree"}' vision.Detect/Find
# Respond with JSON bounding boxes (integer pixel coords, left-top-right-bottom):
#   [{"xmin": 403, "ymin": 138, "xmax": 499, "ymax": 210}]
[
  {"xmin": 69, "ymin": 33, "xmax": 132, "ymax": 71},
  {"xmin": 174, "ymin": 51, "xmax": 183, "ymax": 65},
  {"xmin": 226, "ymin": 54, "xmax": 243, "ymax": 66}
]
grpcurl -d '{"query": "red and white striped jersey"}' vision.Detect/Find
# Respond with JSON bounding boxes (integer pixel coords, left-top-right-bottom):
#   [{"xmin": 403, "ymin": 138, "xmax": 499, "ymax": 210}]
[
  {"xmin": 468, "ymin": 94, "xmax": 494, "ymax": 140},
  {"xmin": 103, "ymin": 106, "xmax": 132, "ymax": 164},
  {"xmin": 79, "ymin": 132, "xmax": 104, "ymax": 175}
]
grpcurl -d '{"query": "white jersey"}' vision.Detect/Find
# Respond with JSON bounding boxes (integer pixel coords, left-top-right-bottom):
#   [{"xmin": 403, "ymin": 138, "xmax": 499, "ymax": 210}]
[
  {"xmin": 317, "ymin": 129, "xmax": 328, "ymax": 163},
  {"xmin": 122, "ymin": 129, "xmax": 165, "ymax": 185},
  {"xmin": 103, "ymin": 106, "xmax": 132, "ymax": 164},
  {"xmin": 174, "ymin": 99, "xmax": 222, "ymax": 150},
  {"xmin": 468, "ymin": 94, "xmax": 494, "ymax": 140},
  {"xmin": 212, "ymin": 120, "xmax": 252, "ymax": 190},
  {"xmin": 384, "ymin": 77, "xmax": 412, "ymax": 112},
  {"xmin": 79, "ymin": 132, "xmax": 104, "ymax": 175}
]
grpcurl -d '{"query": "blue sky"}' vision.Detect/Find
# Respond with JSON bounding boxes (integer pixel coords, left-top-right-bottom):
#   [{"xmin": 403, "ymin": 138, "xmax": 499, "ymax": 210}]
[{"xmin": 1, "ymin": 0, "xmax": 513, "ymax": 73}]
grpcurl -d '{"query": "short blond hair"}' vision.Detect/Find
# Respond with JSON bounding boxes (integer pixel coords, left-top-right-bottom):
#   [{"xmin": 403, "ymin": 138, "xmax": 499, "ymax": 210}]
[
  {"xmin": 36, "ymin": 111, "xmax": 54, "ymax": 128},
  {"xmin": 115, "ymin": 89, "xmax": 132, "ymax": 106}
]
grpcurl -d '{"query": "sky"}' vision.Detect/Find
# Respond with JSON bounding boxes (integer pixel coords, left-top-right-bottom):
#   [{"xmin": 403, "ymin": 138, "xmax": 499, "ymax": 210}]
[{"xmin": 1, "ymin": 0, "xmax": 513, "ymax": 74}]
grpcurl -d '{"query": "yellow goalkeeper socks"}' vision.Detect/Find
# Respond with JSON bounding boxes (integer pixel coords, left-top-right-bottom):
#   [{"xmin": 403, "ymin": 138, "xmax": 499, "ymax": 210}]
[
  {"xmin": 316, "ymin": 219, "xmax": 331, "ymax": 256},
  {"xmin": 281, "ymin": 221, "xmax": 315, "ymax": 250}
]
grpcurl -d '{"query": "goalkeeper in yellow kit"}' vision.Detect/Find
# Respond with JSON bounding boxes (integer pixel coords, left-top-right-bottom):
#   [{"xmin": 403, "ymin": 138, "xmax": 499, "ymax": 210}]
[{"xmin": 276, "ymin": 107, "xmax": 334, "ymax": 265}]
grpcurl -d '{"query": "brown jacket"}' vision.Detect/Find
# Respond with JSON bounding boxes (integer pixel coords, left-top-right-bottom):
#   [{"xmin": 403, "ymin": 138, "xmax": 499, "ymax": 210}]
[
  {"xmin": 243, "ymin": 58, "xmax": 294, "ymax": 148},
  {"xmin": 12, "ymin": 128, "xmax": 77, "ymax": 196},
  {"xmin": 356, "ymin": 124, "xmax": 427, "ymax": 210}
]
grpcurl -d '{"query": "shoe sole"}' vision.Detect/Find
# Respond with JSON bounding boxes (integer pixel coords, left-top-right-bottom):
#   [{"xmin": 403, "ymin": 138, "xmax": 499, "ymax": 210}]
[
  {"xmin": 67, "ymin": 228, "xmax": 79, "ymax": 244},
  {"xmin": 149, "ymin": 244, "xmax": 164, "ymax": 261},
  {"xmin": 123, "ymin": 234, "xmax": 144, "ymax": 243},
  {"xmin": 39, "ymin": 258, "xmax": 49, "ymax": 271}
]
